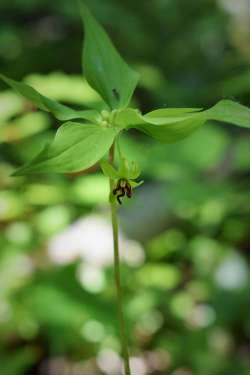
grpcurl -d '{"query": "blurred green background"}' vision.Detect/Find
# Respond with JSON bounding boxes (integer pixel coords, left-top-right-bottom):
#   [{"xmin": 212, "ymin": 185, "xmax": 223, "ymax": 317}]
[{"xmin": 0, "ymin": 0, "xmax": 250, "ymax": 374}]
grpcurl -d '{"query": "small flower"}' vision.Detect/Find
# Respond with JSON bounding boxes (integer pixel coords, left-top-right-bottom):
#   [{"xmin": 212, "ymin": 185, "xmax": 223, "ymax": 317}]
[
  {"xmin": 113, "ymin": 178, "xmax": 132, "ymax": 205},
  {"xmin": 100, "ymin": 156, "xmax": 143, "ymax": 205}
]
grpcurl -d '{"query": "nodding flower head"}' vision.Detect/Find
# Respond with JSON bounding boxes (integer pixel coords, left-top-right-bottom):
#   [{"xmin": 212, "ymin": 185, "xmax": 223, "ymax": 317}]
[{"xmin": 100, "ymin": 156, "xmax": 143, "ymax": 205}]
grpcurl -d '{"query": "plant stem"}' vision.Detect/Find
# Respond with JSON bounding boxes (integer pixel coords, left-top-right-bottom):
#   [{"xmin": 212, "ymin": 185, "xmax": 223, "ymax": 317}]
[{"xmin": 109, "ymin": 144, "xmax": 131, "ymax": 375}]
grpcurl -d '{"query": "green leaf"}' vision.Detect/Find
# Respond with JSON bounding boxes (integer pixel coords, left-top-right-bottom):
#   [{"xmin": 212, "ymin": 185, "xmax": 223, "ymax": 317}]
[
  {"xmin": 116, "ymin": 100, "xmax": 250, "ymax": 143},
  {"xmin": 0, "ymin": 74, "xmax": 99, "ymax": 122},
  {"xmin": 138, "ymin": 116, "xmax": 206, "ymax": 142},
  {"xmin": 114, "ymin": 108, "xmax": 145, "ymax": 129},
  {"xmin": 205, "ymin": 99, "xmax": 250, "ymax": 128},
  {"xmin": 79, "ymin": 1, "xmax": 139, "ymax": 109},
  {"xmin": 145, "ymin": 107, "xmax": 202, "ymax": 120},
  {"xmin": 115, "ymin": 108, "xmax": 206, "ymax": 143},
  {"xmin": 12, "ymin": 123, "xmax": 117, "ymax": 176}
]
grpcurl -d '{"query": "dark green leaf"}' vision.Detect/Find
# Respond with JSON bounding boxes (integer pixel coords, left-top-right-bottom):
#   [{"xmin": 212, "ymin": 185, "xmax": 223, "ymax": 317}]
[
  {"xmin": 79, "ymin": 1, "xmax": 139, "ymax": 109},
  {"xmin": 12, "ymin": 123, "xmax": 117, "ymax": 175},
  {"xmin": 0, "ymin": 74, "xmax": 99, "ymax": 122}
]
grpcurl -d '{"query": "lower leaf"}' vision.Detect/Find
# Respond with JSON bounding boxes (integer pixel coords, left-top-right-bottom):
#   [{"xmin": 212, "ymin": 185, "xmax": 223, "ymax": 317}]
[{"xmin": 12, "ymin": 123, "xmax": 117, "ymax": 176}]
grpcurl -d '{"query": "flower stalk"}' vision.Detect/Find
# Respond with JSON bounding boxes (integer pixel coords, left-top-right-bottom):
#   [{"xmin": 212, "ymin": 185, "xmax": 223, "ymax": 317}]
[{"xmin": 109, "ymin": 143, "xmax": 131, "ymax": 375}]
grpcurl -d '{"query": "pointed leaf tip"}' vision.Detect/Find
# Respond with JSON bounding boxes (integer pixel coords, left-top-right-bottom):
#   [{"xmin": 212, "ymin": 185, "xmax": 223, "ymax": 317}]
[
  {"xmin": 205, "ymin": 99, "xmax": 250, "ymax": 129},
  {"xmin": 79, "ymin": 1, "xmax": 139, "ymax": 109}
]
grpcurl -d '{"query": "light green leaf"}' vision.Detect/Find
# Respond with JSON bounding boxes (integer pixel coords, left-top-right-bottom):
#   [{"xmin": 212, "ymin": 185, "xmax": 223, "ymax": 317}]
[
  {"xmin": 116, "ymin": 100, "xmax": 250, "ymax": 143},
  {"xmin": 115, "ymin": 107, "xmax": 206, "ymax": 143},
  {"xmin": 12, "ymin": 123, "xmax": 117, "ymax": 176},
  {"xmin": 79, "ymin": 1, "xmax": 139, "ymax": 109},
  {"xmin": 205, "ymin": 99, "xmax": 250, "ymax": 128},
  {"xmin": 100, "ymin": 159, "xmax": 119, "ymax": 179},
  {"xmin": 138, "ymin": 116, "xmax": 206, "ymax": 143},
  {"xmin": 144, "ymin": 108, "xmax": 203, "ymax": 125},
  {"xmin": 0, "ymin": 74, "xmax": 99, "ymax": 122},
  {"xmin": 114, "ymin": 108, "xmax": 144, "ymax": 129},
  {"xmin": 145, "ymin": 107, "xmax": 202, "ymax": 120}
]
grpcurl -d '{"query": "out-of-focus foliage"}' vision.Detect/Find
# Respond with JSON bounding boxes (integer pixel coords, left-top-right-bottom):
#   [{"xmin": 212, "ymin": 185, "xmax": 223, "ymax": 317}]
[{"xmin": 0, "ymin": 0, "xmax": 250, "ymax": 374}]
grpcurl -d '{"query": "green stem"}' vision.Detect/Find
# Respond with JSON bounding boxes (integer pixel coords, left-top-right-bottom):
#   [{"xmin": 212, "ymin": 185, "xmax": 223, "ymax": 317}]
[{"xmin": 109, "ymin": 144, "xmax": 131, "ymax": 375}]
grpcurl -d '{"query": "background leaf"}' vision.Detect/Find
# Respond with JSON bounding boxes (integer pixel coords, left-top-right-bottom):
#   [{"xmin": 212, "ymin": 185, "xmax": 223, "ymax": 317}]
[
  {"xmin": 13, "ymin": 123, "xmax": 117, "ymax": 175},
  {"xmin": 0, "ymin": 74, "xmax": 99, "ymax": 122},
  {"xmin": 79, "ymin": 1, "xmax": 139, "ymax": 109}
]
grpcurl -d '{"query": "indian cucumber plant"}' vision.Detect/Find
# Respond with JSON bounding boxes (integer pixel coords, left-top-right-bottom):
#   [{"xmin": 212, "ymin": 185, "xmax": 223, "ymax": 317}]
[{"xmin": 1, "ymin": 1, "xmax": 250, "ymax": 374}]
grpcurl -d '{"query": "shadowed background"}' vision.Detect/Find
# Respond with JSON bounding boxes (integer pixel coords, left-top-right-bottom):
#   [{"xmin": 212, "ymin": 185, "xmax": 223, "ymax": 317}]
[{"xmin": 0, "ymin": 0, "xmax": 250, "ymax": 374}]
